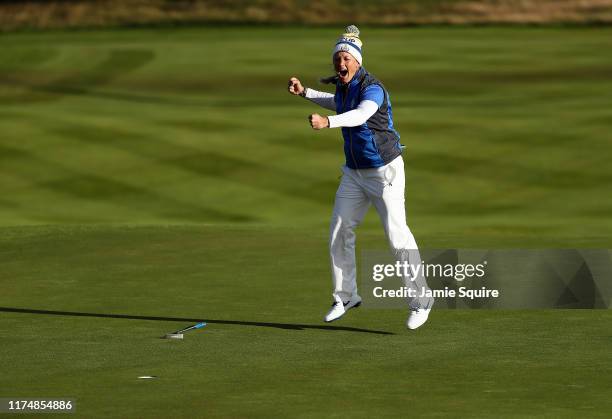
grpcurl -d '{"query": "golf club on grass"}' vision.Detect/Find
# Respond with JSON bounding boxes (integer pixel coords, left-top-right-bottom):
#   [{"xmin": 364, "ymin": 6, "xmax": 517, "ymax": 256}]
[{"xmin": 163, "ymin": 322, "xmax": 207, "ymax": 339}]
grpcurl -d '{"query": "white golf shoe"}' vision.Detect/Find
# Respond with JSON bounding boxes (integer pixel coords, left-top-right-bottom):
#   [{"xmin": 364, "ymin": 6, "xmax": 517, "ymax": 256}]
[
  {"xmin": 406, "ymin": 308, "xmax": 431, "ymax": 330},
  {"xmin": 324, "ymin": 295, "xmax": 362, "ymax": 322}
]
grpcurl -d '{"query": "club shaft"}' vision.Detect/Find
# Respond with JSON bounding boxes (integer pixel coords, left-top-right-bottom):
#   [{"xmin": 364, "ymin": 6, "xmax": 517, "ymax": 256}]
[{"xmin": 172, "ymin": 322, "xmax": 206, "ymax": 334}]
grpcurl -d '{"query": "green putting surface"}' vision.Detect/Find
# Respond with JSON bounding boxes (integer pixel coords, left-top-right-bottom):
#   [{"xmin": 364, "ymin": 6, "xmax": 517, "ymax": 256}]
[
  {"xmin": 1, "ymin": 26, "xmax": 612, "ymax": 417},
  {"xmin": 1, "ymin": 225, "xmax": 611, "ymax": 418}
]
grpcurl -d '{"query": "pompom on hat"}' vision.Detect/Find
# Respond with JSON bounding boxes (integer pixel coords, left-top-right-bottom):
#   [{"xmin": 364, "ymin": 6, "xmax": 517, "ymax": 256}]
[{"xmin": 332, "ymin": 25, "xmax": 363, "ymax": 65}]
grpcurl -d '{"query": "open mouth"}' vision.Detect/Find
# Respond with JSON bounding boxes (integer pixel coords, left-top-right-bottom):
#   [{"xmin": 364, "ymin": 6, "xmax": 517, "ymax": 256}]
[{"xmin": 338, "ymin": 69, "xmax": 349, "ymax": 78}]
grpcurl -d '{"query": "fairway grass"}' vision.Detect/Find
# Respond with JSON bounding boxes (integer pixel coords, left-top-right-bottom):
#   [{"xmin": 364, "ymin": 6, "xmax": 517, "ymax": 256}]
[
  {"xmin": 1, "ymin": 26, "xmax": 612, "ymax": 417},
  {"xmin": 1, "ymin": 225, "xmax": 611, "ymax": 418},
  {"xmin": 1, "ymin": 26, "xmax": 612, "ymax": 238}
]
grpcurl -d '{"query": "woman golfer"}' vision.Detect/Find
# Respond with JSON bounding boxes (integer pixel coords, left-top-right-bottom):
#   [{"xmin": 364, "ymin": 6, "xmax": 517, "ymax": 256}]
[{"xmin": 288, "ymin": 25, "xmax": 433, "ymax": 329}]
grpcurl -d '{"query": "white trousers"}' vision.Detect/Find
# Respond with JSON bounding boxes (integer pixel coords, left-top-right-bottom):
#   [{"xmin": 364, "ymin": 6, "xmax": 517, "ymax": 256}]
[{"xmin": 329, "ymin": 156, "xmax": 433, "ymax": 310}]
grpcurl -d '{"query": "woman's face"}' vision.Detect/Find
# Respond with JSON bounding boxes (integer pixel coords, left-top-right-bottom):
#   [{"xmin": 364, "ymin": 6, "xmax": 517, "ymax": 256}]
[{"xmin": 334, "ymin": 51, "xmax": 360, "ymax": 85}]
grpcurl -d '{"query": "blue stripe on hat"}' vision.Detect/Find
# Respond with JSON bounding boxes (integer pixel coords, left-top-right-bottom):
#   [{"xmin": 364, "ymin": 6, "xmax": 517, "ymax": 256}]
[{"xmin": 334, "ymin": 41, "xmax": 362, "ymax": 53}]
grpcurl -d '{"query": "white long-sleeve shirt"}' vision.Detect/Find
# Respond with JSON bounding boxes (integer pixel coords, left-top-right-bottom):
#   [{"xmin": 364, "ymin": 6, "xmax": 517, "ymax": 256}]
[{"xmin": 304, "ymin": 87, "xmax": 379, "ymax": 129}]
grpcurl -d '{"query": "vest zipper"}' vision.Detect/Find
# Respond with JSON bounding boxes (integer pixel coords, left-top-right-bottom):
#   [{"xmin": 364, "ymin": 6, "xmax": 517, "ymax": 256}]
[{"xmin": 342, "ymin": 84, "xmax": 358, "ymax": 169}]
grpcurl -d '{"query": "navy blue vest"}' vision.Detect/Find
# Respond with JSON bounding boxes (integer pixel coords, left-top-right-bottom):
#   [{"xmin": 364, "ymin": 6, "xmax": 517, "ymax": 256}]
[{"xmin": 334, "ymin": 68, "xmax": 402, "ymax": 169}]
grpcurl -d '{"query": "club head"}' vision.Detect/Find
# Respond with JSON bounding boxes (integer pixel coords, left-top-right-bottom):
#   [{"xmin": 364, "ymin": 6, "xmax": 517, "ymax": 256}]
[{"xmin": 163, "ymin": 333, "xmax": 183, "ymax": 340}]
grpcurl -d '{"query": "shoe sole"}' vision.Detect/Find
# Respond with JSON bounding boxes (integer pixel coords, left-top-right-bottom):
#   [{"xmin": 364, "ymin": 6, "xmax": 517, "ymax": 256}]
[{"xmin": 324, "ymin": 300, "xmax": 361, "ymax": 323}]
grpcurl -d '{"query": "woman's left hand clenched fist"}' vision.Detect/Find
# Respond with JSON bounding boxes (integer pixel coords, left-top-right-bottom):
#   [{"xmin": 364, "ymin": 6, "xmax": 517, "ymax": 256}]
[{"xmin": 309, "ymin": 113, "xmax": 329, "ymax": 130}]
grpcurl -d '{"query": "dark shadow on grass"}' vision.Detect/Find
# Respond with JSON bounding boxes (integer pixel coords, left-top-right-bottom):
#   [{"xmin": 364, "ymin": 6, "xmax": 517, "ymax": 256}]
[{"xmin": 0, "ymin": 307, "xmax": 394, "ymax": 335}]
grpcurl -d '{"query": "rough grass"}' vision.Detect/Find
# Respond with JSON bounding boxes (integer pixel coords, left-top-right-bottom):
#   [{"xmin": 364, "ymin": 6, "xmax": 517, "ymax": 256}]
[{"xmin": 1, "ymin": 0, "xmax": 612, "ymax": 31}]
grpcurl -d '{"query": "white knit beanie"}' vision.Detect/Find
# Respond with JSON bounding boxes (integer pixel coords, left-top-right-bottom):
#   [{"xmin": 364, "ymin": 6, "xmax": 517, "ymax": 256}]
[{"xmin": 332, "ymin": 25, "xmax": 363, "ymax": 65}]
